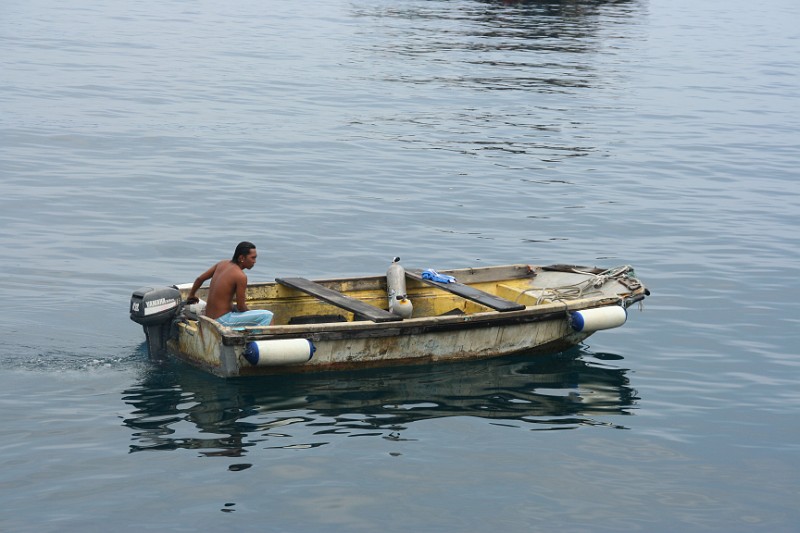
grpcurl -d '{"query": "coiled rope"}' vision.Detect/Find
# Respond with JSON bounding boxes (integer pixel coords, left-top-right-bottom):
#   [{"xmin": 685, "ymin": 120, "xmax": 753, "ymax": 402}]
[{"xmin": 516, "ymin": 265, "xmax": 635, "ymax": 305}]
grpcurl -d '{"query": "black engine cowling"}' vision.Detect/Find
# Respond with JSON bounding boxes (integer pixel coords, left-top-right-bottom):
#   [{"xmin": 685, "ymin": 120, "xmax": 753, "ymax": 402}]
[
  {"xmin": 130, "ymin": 286, "xmax": 182, "ymax": 359},
  {"xmin": 130, "ymin": 286, "xmax": 182, "ymax": 326}
]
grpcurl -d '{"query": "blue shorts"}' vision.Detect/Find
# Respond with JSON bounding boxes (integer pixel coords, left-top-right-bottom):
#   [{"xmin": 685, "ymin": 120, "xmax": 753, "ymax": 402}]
[{"xmin": 216, "ymin": 310, "xmax": 274, "ymax": 327}]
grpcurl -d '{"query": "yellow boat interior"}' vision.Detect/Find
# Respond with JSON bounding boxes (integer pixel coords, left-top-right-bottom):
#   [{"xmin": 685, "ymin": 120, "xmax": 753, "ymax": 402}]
[{"xmin": 176, "ymin": 264, "xmax": 640, "ymax": 327}]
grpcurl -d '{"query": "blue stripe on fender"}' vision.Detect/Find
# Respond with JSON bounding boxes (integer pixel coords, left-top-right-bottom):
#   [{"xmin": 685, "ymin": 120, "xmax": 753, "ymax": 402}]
[
  {"xmin": 243, "ymin": 341, "xmax": 260, "ymax": 365},
  {"xmin": 307, "ymin": 339, "xmax": 316, "ymax": 360},
  {"xmin": 570, "ymin": 311, "xmax": 585, "ymax": 332}
]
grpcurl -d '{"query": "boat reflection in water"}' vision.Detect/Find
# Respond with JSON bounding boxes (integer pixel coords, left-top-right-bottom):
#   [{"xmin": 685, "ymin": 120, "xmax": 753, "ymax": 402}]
[{"xmin": 122, "ymin": 347, "xmax": 638, "ymax": 456}]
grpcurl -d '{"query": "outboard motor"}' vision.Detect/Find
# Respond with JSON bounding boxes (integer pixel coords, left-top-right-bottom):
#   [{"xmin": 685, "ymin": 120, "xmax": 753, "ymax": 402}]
[{"xmin": 130, "ymin": 286, "xmax": 182, "ymax": 358}]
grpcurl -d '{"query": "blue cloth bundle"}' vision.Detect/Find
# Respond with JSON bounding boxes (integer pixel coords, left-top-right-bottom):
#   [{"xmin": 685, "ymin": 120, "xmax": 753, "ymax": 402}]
[{"xmin": 421, "ymin": 269, "xmax": 457, "ymax": 283}]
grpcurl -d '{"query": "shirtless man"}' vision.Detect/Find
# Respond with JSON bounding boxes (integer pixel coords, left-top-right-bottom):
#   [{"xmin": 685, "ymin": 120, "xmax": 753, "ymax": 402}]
[{"xmin": 186, "ymin": 241, "xmax": 273, "ymax": 327}]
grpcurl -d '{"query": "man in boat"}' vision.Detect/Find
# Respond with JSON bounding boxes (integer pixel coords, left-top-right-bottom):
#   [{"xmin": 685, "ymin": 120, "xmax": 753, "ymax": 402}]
[{"xmin": 185, "ymin": 241, "xmax": 274, "ymax": 327}]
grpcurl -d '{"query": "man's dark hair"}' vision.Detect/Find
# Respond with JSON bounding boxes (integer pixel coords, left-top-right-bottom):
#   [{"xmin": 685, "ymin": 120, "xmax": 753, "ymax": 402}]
[{"xmin": 232, "ymin": 241, "xmax": 256, "ymax": 262}]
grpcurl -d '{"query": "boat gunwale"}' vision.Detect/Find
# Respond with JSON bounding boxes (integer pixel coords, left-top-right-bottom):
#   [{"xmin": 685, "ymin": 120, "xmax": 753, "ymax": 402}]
[
  {"xmin": 201, "ymin": 294, "xmax": 625, "ymax": 346},
  {"xmin": 175, "ymin": 262, "xmax": 645, "ymax": 346}
]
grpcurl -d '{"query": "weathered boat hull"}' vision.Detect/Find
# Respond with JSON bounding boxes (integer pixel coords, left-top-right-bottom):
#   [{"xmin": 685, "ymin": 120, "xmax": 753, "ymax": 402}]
[{"xmin": 133, "ymin": 264, "xmax": 648, "ymax": 378}]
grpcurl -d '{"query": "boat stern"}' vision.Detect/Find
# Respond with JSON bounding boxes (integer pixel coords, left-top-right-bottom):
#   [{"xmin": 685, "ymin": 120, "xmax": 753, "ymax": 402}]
[{"xmin": 172, "ymin": 317, "xmax": 245, "ymax": 377}]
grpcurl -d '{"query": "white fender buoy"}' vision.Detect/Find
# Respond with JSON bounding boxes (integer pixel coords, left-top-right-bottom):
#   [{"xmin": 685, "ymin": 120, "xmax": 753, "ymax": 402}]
[
  {"xmin": 243, "ymin": 339, "xmax": 315, "ymax": 366},
  {"xmin": 570, "ymin": 306, "xmax": 627, "ymax": 332},
  {"xmin": 387, "ymin": 257, "xmax": 413, "ymax": 318}
]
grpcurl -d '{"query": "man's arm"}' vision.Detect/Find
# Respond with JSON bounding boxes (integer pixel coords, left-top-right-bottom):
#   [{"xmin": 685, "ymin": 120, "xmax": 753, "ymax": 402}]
[
  {"xmin": 186, "ymin": 263, "xmax": 218, "ymax": 303},
  {"xmin": 234, "ymin": 274, "xmax": 248, "ymax": 312}
]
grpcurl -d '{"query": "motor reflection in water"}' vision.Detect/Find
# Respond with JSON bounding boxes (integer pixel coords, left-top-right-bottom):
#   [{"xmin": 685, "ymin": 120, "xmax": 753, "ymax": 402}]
[{"xmin": 122, "ymin": 347, "xmax": 638, "ymax": 456}]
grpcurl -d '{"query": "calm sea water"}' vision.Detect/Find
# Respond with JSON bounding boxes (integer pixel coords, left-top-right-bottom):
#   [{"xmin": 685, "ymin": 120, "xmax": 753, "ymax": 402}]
[{"xmin": 1, "ymin": 0, "xmax": 799, "ymax": 531}]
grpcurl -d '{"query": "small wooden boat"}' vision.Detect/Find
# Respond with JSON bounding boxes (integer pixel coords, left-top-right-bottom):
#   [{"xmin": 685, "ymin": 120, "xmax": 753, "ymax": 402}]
[{"xmin": 130, "ymin": 262, "xmax": 649, "ymax": 378}]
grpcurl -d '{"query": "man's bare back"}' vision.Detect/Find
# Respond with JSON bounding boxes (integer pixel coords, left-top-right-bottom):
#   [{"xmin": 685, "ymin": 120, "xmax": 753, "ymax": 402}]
[
  {"xmin": 204, "ymin": 260, "xmax": 247, "ymax": 319},
  {"xmin": 187, "ymin": 243, "xmax": 259, "ymax": 319}
]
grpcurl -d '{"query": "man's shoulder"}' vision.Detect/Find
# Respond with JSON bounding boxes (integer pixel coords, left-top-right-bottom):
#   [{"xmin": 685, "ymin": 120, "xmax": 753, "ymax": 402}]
[{"xmin": 218, "ymin": 260, "xmax": 246, "ymax": 279}]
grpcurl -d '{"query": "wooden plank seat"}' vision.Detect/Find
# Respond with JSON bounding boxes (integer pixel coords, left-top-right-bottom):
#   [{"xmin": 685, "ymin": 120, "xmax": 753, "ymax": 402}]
[
  {"xmin": 275, "ymin": 277, "xmax": 402, "ymax": 323},
  {"xmin": 406, "ymin": 270, "xmax": 526, "ymax": 312}
]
